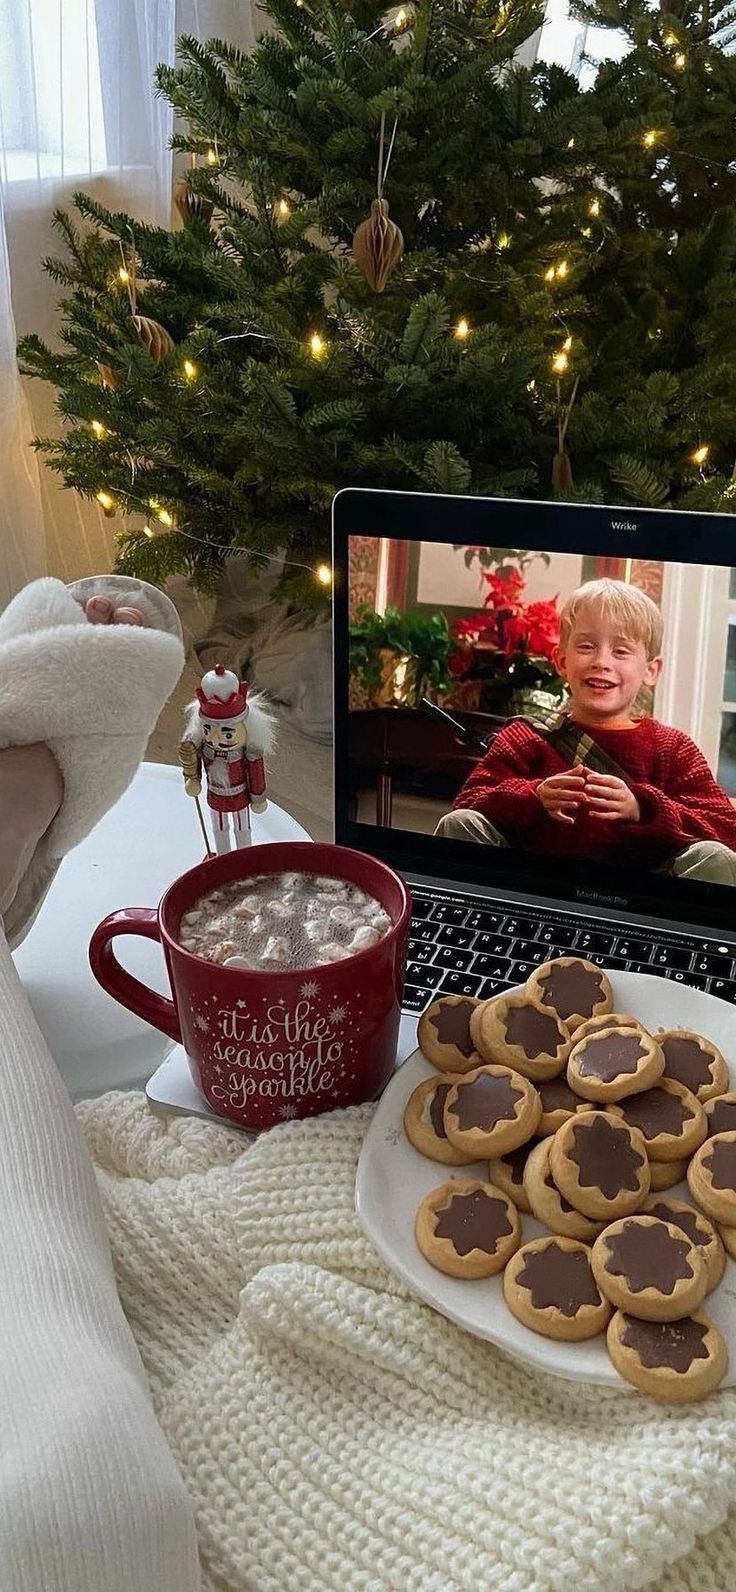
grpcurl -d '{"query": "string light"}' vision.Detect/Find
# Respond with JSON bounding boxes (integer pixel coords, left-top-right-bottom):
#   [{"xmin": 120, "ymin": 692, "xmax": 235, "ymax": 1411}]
[
  {"xmin": 588, "ymin": 198, "xmax": 601, "ymax": 218},
  {"xmin": 308, "ymin": 332, "xmax": 326, "ymax": 357},
  {"xmin": 642, "ymin": 130, "xmax": 659, "ymax": 148},
  {"xmin": 562, "ymin": 335, "xmax": 572, "ymax": 351},
  {"xmin": 526, "ymin": 379, "xmax": 536, "ymax": 392},
  {"xmin": 143, "ymin": 525, "xmax": 156, "ymax": 539},
  {"xmin": 551, "ymin": 350, "xmax": 569, "ymax": 375},
  {"xmin": 315, "ymin": 563, "xmax": 332, "ymax": 586},
  {"xmin": 96, "ymin": 490, "xmax": 115, "ymax": 511},
  {"xmin": 206, "ymin": 146, "xmax": 219, "ymax": 165},
  {"xmin": 544, "ymin": 266, "xmax": 556, "ymax": 282},
  {"xmin": 581, "ymin": 226, "xmax": 592, "ymax": 239},
  {"xmin": 157, "ymin": 507, "xmax": 174, "ymax": 527},
  {"xmin": 90, "ymin": 420, "xmax": 107, "ymax": 439},
  {"xmin": 567, "ymin": 137, "xmax": 575, "ymax": 149},
  {"xmin": 496, "ymin": 231, "xmax": 511, "ymax": 250},
  {"xmin": 276, "ymin": 197, "xmax": 291, "ymax": 218},
  {"xmin": 663, "ymin": 30, "xmax": 678, "ymax": 46},
  {"xmin": 692, "ymin": 444, "xmax": 710, "ymax": 466},
  {"xmin": 674, "ymin": 52, "xmax": 686, "ymax": 69},
  {"xmin": 556, "ymin": 259, "xmax": 569, "ymax": 278},
  {"xmin": 182, "ymin": 359, "xmax": 198, "ymax": 381},
  {"xmin": 118, "ymin": 267, "xmax": 130, "ymax": 283},
  {"xmin": 454, "ymin": 317, "xmax": 470, "ymax": 340},
  {"xmin": 393, "ymin": 6, "xmax": 411, "ymax": 29}
]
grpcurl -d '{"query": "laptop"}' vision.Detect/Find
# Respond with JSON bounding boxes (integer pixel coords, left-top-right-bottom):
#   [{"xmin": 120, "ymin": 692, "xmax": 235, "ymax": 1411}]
[{"xmin": 332, "ymin": 488, "xmax": 736, "ymax": 1031}]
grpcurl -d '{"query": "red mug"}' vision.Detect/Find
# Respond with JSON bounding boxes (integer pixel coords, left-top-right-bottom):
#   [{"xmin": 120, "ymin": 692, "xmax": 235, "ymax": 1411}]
[{"xmin": 89, "ymin": 841, "xmax": 411, "ymax": 1131}]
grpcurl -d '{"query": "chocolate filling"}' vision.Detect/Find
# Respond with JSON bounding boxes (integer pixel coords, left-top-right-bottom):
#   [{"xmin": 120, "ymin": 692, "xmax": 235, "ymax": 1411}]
[
  {"xmin": 662, "ymin": 1035, "xmax": 715, "ymax": 1092},
  {"xmin": 576, "ymin": 1033, "xmax": 646, "ymax": 1083},
  {"xmin": 538, "ymin": 961, "xmax": 604, "ymax": 1021},
  {"xmin": 617, "ymin": 1088, "xmax": 690, "ymax": 1141},
  {"xmin": 504, "ymin": 1004, "xmax": 565, "ymax": 1060},
  {"xmin": 434, "ymin": 1188, "xmax": 513, "ymax": 1256},
  {"xmin": 539, "ymin": 1078, "xmax": 580, "ymax": 1113},
  {"xmin": 707, "ymin": 1098, "xmax": 736, "ymax": 1137},
  {"xmin": 603, "ymin": 1220, "xmax": 694, "ymax": 1294},
  {"xmin": 429, "ymin": 999, "xmax": 476, "ymax": 1057},
  {"xmin": 544, "ymin": 1170, "xmax": 574, "ymax": 1213},
  {"xmin": 449, "ymin": 1073, "xmax": 523, "ymax": 1133},
  {"xmin": 704, "ymin": 1138, "xmax": 736, "ymax": 1192},
  {"xmin": 646, "ymin": 1202, "xmax": 710, "ymax": 1250},
  {"xmin": 428, "ymin": 1082, "xmax": 452, "ymax": 1140},
  {"xmin": 620, "ymin": 1314, "xmax": 709, "ymax": 1372},
  {"xmin": 570, "ymin": 1115, "xmax": 646, "ymax": 1197},
  {"xmin": 517, "ymin": 1242, "xmax": 601, "ymax": 1316}
]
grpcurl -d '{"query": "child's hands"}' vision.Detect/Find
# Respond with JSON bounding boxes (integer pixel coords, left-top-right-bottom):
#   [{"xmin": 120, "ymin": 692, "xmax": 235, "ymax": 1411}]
[
  {"xmin": 536, "ymin": 765, "xmax": 588, "ymax": 825},
  {"xmin": 584, "ymin": 771, "xmax": 641, "ymax": 823}
]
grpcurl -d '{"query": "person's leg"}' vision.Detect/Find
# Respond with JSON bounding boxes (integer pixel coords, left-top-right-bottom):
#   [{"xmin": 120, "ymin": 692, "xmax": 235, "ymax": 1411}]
[
  {"xmin": 669, "ymin": 841, "xmax": 736, "ymax": 887},
  {"xmin": 434, "ymin": 808, "xmax": 509, "ymax": 845}
]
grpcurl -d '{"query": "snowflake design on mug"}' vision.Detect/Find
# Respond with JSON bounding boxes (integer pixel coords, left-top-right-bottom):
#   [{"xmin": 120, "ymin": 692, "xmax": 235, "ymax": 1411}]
[
  {"xmin": 300, "ymin": 980, "xmax": 321, "ymax": 999},
  {"xmin": 327, "ymin": 1004, "xmax": 347, "ymax": 1025},
  {"xmin": 279, "ymin": 1103, "xmax": 299, "ymax": 1121},
  {"xmin": 194, "ymin": 1014, "xmax": 211, "ymax": 1033}
]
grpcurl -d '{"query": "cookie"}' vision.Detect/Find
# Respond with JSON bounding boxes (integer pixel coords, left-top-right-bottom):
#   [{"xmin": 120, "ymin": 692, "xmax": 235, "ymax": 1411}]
[
  {"xmin": 574, "ymin": 1012, "xmax": 642, "ymax": 1043},
  {"xmin": 688, "ymin": 1131, "xmax": 736, "ymax": 1226},
  {"xmin": 549, "ymin": 1111, "xmax": 650, "ymax": 1220},
  {"xmin": 607, "ymin": 1078, "xmax": 706, "ymax": 1162},
  {"xmin": 471, "ymin": 993, "xmax": 571, "ymax": 1082},
  {"xmin": 504, "ymin": 1237, "xmax": 611, "ymax": 1341},
  {"xmin": 488, "ymin": 1139, "xmax": 538, "ymax": 1213},
  {"xmin": 704, "ymin": 1092, "xmax": 736, "ymax": 1139},
  {"xmin": 719, "ymin": 1222, "xmax": 736, "ymax": 1260},
  {"xmin": 443, "ymin": 1064, "xmax": 541, "ymax": 1158},
  {"xmin": 523, "ymin": 1137, "xmax": 603, "ymax": 1242},
  {"xmin": 567, "ymin": 1025, "xmax": 664, "ymax": 1103},
  {"xmin": 415, "ymin": 1178, "xmax": 520, "ymax": 1278},
  {"xmin": 658, "ymin": 1030, "xmax": 729, "ymax": 1103},
  {"xmin": 527, "ymin": 957, "xmax": 613, "ymax": 1033},
  {"xmin": 641, "ymin": 1196, "xmax": 726, "ymax": 1294},
  {"xmin": 403, "ymin": 1076, "xmax": 478, "ymax": 1166},
  {"xmin": 606, "ymin": 1309, "xmax": 727, "ymax": 1402},
  {"xmin": 537, "ymin": 1075, "xmax": 589, "ymax": 1135},
  {"xmin": 418, "ymin": 995, "xmax": 483, "ymax": 1073},
  {"xmin": 649, "ymin": 1156, "xmax": 689, "ymax": 1191},
  {"xmin": 591, "ymin": 1216, "xmax": 708, "ymax": 1321}
]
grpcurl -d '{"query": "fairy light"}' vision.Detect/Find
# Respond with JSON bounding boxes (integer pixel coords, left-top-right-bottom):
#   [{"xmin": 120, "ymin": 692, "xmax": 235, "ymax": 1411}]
[
  {"xmin": 674, "ymin": 52, "xmax": 686, "ymax": 69},
  {"xmin": 562, "ymin": 335, "xmax": 572, "ymax": 351},
  {"xmin": 143, "ymin": 525, "xmax": 156, "ymax": 540},
  {"xmin": 551, "ymin": 350, "xmax": 569, "ymax": 375},
  {"xmin": 157, "ymin": 507, "xmax": 174, "ymax": 527},
  {"xmin": 276, "ymin": 197, "xmax": 291, "ymax": 218},
  {"xmin": 315, "ymin": 563, "xmax": 332, "ymax": 586},
  {"xmin": 556, "ymin": 259, "xmax": 569, "ymax": 279},
  {"xmin": 567, "ymin": 137, "xmax": 575, "ymax": 149},
  {"xmin": 544, "ymin": 266, "xmax": 556, "ymax": 282},
  {"xmin": 90, "ymin": 420, "xmax": 107, "ymax": 439},
  {"xmin": 118, "ymin": 267, "xmax": 130, "ymax": 283},
  {"xmin": 206, "ymin": 147, "xmax": 219, "ymax": 165},
  {"xmin": 588, "ymin": 197, "xmax": 601, "ymax": 218},
  {"xmin": 393, "ymin": 6, "xmax": 411, "ymax": 29},
  {"xmin": 96, "ymin": 490, "xmax": 115, "ymax": 511},
  {"xmin": 454, "ymin": 317, "xmax": 470, "ymax": 340},
  {"xmin": 581, "ymin": 226, "xmax": 592, "ymax": 239},
  {"xmin": 692, "ymin": 444, "xmax": 710, "ymax": 466},
  {"xmin": 642, "ymin": 130, "xmax": 659, "ymax": 149},
  {"xmin": 526, "ymin": 379, "xmax": 536, "ymax": 392},
  {"xmin": 663, "ymin": 30, "xmax": 678, "ymax": 45},
  {"xmin": 309, "ymin": 332, "xmax": 325, "ymax": 357},
  {"xmin": 496, "ymin": 231, "xmax": 511, "ymax": 249},
  {"xmin": 182, "ymin": 359, "xmax": 198, "ymax": 381}
]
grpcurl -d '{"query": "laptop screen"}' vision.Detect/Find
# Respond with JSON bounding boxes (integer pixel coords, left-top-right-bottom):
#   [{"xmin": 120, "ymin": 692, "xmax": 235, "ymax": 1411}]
[{"xmin": 333, "ymin": 490, "xmax": 736, "ymax": 933}]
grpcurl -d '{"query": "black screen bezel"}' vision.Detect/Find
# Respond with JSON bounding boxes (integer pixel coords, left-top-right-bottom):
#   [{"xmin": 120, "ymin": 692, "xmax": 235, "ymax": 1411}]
[{"xmin": 333, "ymin": 487, "xmax": 736, "ymax": 934}]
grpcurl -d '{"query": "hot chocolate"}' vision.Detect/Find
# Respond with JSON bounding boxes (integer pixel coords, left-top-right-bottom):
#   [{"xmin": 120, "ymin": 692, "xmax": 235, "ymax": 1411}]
[{"xmin": 178, "ymin": 871, "xmax": 392, "ymax": 970}]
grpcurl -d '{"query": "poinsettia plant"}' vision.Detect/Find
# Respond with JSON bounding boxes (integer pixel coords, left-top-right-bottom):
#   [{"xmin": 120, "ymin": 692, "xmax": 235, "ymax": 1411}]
[{"xmin": 450, "ymin": 566, "xmax": 564, "ymax": 699}]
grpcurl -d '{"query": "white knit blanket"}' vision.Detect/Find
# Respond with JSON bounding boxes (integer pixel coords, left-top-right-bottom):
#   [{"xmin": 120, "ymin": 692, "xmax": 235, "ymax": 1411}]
[{"xmin": 75, "ymin": 1092, "xmax": 736, "ymax": 1592}]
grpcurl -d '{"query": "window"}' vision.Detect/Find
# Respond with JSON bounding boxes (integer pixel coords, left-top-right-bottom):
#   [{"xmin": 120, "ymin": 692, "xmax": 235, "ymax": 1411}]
[{"xmin": 0, "ymin": 0, "xmax": 107, "ymax": 182}]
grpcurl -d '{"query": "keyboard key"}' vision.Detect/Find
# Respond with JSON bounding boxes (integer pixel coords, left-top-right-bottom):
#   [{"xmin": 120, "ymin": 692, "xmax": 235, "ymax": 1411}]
[
  {"xmin": 508, "ymin": 962, "xmax": 535, "ymax": 983},
  {"xmin": 586, "ymin": 953, "xmax": 629, "ymax": 970},
  {"xmin": 628, "ymin": 961, "xmax": 657, "ymax": 975},
  {"xmin": 537, "ymin": 924, "xmax": 578, "ymax": 948},
  {"xmin": 433, "ymin": 945, "xmax": 476, "ymax": 970},
  {"xmin": 401, "ymin": 983, "xmax": 437, "ymax": 1013},
  {"xmin": 470, "ymin": 955, "xmax": 514, "ymax": 981},
  {"xmin": 465, "ymin": 909, "xmax": 505, "ymax": 932},
  {"xmin": 479, "ymin": 977, "xmax": 513, "ymax": 1000},
  {"xmin": 437, "ymin": 971, "xmax": 485, "ymax": 997},
  {"xmin": 709, "ymin": 978, "xmax": 736, "ymax": 1004},
  {"xmin": 410, "ymin": 898, "xmax": 433, "ymax": 919},
  {"xmin": 664, "ymin": 969, "xmax": 709, "ymax": 989},
  {"xmin": 430, "ymin": 903, "xmax": 471, "ymax": 925},
  {"xmin": 407, "ymin": 941, "xmax": 438, "ymax": 964},
  {"xmin": 502, "ymin": 916, "xmax": 540, "ymax": 940},
  {"xmin": 698, "ymin": 940, "xmax": 736, "ymax": 956},
  {"xmin": 474, "ymin": 936, "xmax": 515, "ymax": 959},
  {"xmin": 406, "ymin": 960, "xmax": 436, "ymax": 984},
  {"xmin": 692, "ymin": 952, "xmax": 734, "ymax": 977},
  {"xmin": 512, "ymin": 940, "xmax": 549, "ymax": 964},
  {"xmin": 612, "ymin": 938, "xmax": 652, "ymax": 962},
  {"xmin": 410, "ymin": 920, "xmax": 440, "ymax": 944},
  {"xmin": 651, "ymin": 945, "xmax": 692, "ymax": 971},
  {"xmin": 574, "ymin": 931, "xmax": 616, "ymax": 955},
  {"xmin": 434, "ymin": 925, "xmax": 476, "ymax": 950}
]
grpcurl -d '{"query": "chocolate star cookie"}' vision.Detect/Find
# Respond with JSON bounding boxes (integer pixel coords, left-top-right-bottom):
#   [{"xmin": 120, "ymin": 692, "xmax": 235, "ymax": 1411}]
[
  {"xmin": 567, "ymin": 1023, "xmax": 664, "ymax": 1103},
  {"xmin": 591, "ymin": 1215, "xmax": 708, "ymax": 1321},
  {"xmin": 472, "ymin": 992, "xmax": 572, "ymax": 1082},
  {"xmin": 527, "ymin": 956, "xmax": 613, "ymax": 1033},
  {"xmin": 688, "ymin": 1130, "xmax": 736, "ymax": 1226},
  {"xmin": 418, "ymin": 995, "xmax": 483, "ymax": 1073},
  {"xmin": 640, "ymin": 1195, "xmax": 726, "ymax": 1294},
  {"xmin": 606, "ymin": 1309, "xmax": 727, "ymax": 1402},
  {"xmin": 658, "ymin": 1029, "xmax": 729, "ymax": 1104},
  {"xmin": 607, "ymin": 1077, "xmax": 706, "ymax": 1161},
  {"xmin": 403, "ymin": 1075, "xmax": 478, "ymax": 1167},
  {"xmin": 549, "ymin": 1110, "xmax": 651, "ymax": 1220},
  {"xmin": 443, "ymin": 1063, "xmax": 541, "ymax": 1158},
  {"xmin": 415, "ymin": 1177, "xmax": 520, "ymax": 1278},
  {"xmin": 503, "ymin": 1236, "xmax": 611, "ymax": 1341},
  {"xmin": 523, "ymin": 1137, "xmax": 603, "ymax": 1242}
]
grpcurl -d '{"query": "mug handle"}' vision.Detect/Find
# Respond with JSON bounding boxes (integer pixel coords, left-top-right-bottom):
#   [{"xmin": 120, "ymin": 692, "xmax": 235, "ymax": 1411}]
[{"xmin": 89, "ymin": 908, "xmax": 182, "ymax": 1044}]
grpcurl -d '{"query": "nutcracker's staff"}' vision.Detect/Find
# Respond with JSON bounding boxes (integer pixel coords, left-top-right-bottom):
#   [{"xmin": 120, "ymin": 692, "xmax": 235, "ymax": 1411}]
[{"xmin": 178, "ymin": 737, "xmax": 214, "ymax": 856}]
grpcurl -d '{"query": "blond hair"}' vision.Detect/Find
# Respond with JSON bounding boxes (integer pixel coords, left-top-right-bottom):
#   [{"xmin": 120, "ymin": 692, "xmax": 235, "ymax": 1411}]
[{"xmin": 559, "ymin": 578, "xmax": 663, "ymax": 659}]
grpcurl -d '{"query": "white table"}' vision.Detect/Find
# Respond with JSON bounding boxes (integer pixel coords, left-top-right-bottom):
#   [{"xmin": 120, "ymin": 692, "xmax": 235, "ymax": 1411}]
[{"xmin": 12, "ymin": 764, "xmax": 309, "ymax": 1101}]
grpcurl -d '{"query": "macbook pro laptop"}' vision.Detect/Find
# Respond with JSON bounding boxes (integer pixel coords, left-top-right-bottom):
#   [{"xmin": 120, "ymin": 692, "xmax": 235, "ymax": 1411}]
[{"xmin": 332, "ymin": 488, "xmax": 736, "ymax": 1021}]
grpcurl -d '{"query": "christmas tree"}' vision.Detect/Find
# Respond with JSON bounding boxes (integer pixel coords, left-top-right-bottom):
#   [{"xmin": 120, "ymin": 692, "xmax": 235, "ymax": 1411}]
[{"xmin": 18, "ymin": 0, "xmax": 736, "ymax": 608}]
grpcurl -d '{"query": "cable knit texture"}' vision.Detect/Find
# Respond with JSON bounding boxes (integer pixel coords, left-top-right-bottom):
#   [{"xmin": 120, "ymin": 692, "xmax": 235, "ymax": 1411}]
[{"xmin": 75, "ymin": 1090, "xmax": 736, "ymax": 1592}]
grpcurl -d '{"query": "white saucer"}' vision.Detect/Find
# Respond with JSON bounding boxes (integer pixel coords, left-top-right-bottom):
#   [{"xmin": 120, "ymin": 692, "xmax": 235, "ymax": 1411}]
[{"xmin": 356, "ymin": 972, "xmax": 736, "ymax": 1389}]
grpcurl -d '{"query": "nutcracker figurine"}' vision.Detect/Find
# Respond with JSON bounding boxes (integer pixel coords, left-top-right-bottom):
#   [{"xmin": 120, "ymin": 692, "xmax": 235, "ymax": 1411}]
[{"xmin": 179, "ymin": 664, "xmax": 274, "ymax": 852}]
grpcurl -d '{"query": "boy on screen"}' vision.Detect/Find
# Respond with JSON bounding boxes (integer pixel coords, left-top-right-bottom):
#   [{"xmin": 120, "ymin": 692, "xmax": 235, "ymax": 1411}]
[{"xmin": 436, "ymin": 578, "xmax": 736, "ymax": 885}]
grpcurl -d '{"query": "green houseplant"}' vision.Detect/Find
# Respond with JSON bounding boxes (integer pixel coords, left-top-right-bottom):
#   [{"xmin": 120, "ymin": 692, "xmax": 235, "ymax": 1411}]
[{"xmin": 349, "ymin": 604, "xmax": 454, "ymax": 706}]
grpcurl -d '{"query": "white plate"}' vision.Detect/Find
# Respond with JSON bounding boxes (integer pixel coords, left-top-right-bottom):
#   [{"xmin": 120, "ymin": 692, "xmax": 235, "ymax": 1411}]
[{"xmin": 356, "ymin": 971, "xmax": 736, "ymax": 1388}]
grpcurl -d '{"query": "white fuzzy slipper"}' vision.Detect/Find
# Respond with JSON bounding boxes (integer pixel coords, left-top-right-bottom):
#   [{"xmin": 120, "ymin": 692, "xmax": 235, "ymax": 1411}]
[{"xmin": 0, "ymin": 575, "xmax": 184, "ymax": 949}]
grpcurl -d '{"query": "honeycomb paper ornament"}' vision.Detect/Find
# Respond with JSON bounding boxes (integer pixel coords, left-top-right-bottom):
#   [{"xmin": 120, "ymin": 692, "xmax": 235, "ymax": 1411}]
[
  {"xmin": 97, "ymin": 361, "xmax": 121, "ymax": 390},
  {"xmin": 352, "ymin": 197, "xmax": 404, "ymax": 293},
  {"xmin": 174, "ymin": 181, "xmax": 214, "ymax": 227},
  {"xmin": 131, "ymin": 314, "xmax": 176, "ymax": 362}
]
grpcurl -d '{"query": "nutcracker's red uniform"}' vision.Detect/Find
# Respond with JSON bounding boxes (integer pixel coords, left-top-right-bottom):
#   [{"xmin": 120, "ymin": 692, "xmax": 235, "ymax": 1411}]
[{"xmin": 202, "ymin": 743, "xmax": 266, "ymax": 813}]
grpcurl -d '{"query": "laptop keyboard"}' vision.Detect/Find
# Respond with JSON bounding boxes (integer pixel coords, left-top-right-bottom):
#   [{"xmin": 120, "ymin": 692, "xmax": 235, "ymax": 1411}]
[{"xmin": 402, "ymin": 886, "xmax": 736, "ymax": 1014}]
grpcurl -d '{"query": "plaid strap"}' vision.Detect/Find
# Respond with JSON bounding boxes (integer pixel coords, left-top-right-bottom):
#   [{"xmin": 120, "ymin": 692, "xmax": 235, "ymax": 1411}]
[{"xmin": 512, "ymin": 709, "xmax": 630, "ymax": 781}]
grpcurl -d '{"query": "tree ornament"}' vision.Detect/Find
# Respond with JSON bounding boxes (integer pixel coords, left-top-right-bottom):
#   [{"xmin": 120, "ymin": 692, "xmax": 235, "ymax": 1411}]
[
  {"xmin": 351, "ymin": 114, "xmax": 404, "ymax": 293},
  {"xmin": 131, "ymin": 314, "xmax": 176, "ymax": 361},
  {"xmin": 97, "ymin": 361, "xmax": 121, "ymax": 389},
  {"xmin": 174, "ymin": 180, "xmax": 214, "ymax": 227},
  {"xmin": 551, "ymin": 451, "xmax": 574, "ymax": 491}
]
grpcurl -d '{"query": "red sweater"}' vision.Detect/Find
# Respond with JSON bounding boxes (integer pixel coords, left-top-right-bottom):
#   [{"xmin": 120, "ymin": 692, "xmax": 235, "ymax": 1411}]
[{"xmin": 453, "ymin": 717, "xmax": 736, "ymax": 865}]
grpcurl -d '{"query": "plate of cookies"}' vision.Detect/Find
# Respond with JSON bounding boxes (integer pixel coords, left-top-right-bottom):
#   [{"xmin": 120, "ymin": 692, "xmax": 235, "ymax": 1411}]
[{"xmin": 355, "ymin": 957, "xmax": 736, "ymax": 1401}]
